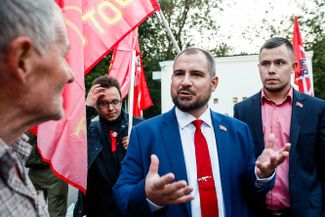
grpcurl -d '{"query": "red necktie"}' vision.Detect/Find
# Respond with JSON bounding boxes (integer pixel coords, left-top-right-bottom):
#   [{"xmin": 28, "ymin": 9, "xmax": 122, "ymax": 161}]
[
  {"xmin": 192, "ymin": 120, "xmax": 219, "ymax": 217},
  {"xmin": 109, "ymin": 130, "xmax": 117, "ymax": 152}
]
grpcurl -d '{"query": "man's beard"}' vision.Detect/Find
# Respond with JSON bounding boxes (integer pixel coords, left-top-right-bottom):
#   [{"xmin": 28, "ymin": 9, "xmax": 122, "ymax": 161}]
[
  {"xmin": 264, "ymin": 82, "xmax": 289, "ymax": 93},
  {"xmin": 171, "ymin": 88, "xmax": 211, "ymax": 113}
]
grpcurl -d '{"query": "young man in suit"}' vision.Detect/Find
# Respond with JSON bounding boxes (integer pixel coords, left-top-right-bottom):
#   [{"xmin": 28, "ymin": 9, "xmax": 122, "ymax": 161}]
[
  {"xmin": 234, "ymin": 37, "xmax": 325, "ymax": 217},
  {"xmin": 113, "ymin": 47, "xmax": 290, "ymax": 217}
]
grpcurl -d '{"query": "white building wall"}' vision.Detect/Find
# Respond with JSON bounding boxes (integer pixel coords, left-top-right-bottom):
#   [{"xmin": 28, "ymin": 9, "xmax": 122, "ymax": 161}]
[{"xmin": 159, "ymin": 51, "xmax": 313, "ymax": 116}]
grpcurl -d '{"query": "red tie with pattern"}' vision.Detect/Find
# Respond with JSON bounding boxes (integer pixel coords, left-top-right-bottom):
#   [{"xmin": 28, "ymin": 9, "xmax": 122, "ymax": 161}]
[{"xmin": 192, "ymin": 120, "xmax": 219, "ymax": 217}]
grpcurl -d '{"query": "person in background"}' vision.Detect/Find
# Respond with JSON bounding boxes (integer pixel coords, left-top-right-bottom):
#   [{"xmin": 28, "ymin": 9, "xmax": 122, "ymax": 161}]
[
  {"xmin": 0, "ymin": 0, "xmax": 74, "ymax": 216},
  {"xmin": 26, "ymin": 134, "xmax": 69, "ymax": 217},
  {"xmin": 234, "ymin": 37, "xmax": 325, "ymax": 217},
  {"xmin": 113, "ymin": 47, "xmax": 290, "ymax": 217},
  {"xmin": 74, "ymin": 76, "xmax": 143, "ymax": 217}
]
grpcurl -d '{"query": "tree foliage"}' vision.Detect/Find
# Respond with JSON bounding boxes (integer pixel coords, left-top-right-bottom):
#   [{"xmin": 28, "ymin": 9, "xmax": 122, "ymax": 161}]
[
  {"xmin": 239, "ymin": 0, "xmax": 325, "ymax": 99},
  {"xmin": 139, "ymin": 0, "xmax": 224, "ymax": 117},
  {"xmin": 299, "ymin": 0, "xmax": 325, "ymax": 99}
]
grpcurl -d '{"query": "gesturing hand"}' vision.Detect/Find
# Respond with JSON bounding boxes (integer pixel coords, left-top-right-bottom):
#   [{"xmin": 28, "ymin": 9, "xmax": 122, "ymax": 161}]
[
  {"xmin": 255, "ymin": 134, "xmax": 291, "ymax": 178},
  {"xmin": 145, "ymin": 155, "xmax": 194, "ymax": 206}
]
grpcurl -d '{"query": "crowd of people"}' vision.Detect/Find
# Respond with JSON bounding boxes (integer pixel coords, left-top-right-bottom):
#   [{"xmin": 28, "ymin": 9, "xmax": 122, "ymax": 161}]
[{"xmin": 0, "ymin": 0, "xmax": 324, "ymax": 217}]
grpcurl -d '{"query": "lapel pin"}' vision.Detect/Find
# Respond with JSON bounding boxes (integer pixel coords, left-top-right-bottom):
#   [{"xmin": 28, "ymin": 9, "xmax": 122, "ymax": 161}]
[
  {"xmin": 219, "ymin": 125, "xmax": 227, "ymax": 132},
  {"xmin": 296, "ymin": 101, "xmax": 303, "ymax": 108}
]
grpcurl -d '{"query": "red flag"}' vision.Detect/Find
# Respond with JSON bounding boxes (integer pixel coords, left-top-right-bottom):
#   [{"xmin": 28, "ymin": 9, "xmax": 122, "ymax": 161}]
[
  {"xmin": 133, "ymin": 41, "xmax": 153, "ymax": 117},
  {"xmin": 37, "ymin": 0, "xmax": 160, "ymax": 193},
  {"xmin": 108, "ymin": 30, "xmax": 138, "ymax": 98},
  {"xmin": 108, "ymin": 29, "xmax": 153, "ymax": 117},
  {"xmin": 292, "ymin": 16, "xmax": 313, "ymax": 95}
]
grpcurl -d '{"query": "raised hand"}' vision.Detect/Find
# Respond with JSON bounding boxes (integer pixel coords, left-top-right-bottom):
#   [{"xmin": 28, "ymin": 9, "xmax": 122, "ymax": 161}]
[
  {"xmin": 145, "ymin": 155, "xmax": 194, "ymax": 206},
  {"xmin": 86, "ymin": 84, "xmax": 106, "ymax": 107},
  {"xmin": 255, "ymin": 133, "xmax": 291, "ymax": 178}
]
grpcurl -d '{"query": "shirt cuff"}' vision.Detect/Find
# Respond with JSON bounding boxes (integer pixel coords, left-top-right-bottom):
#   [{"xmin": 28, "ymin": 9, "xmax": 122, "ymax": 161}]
[
  {"xmin": 146, "ymin": 198, "xmax": 164, "ymax": 212},
  {"xmin": 254, "ymin": 167, "xmax": 276, "ymax": 188}
]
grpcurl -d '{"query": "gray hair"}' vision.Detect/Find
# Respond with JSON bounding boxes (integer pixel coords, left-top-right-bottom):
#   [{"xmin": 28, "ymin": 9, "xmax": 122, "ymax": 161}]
[
  {"xmin": 174, "ymin": 48, "xmax": 216, "ymax": 77},
  {"xmin": 0, "ymin": 0, "xmax": 61, "ymax": 56}
]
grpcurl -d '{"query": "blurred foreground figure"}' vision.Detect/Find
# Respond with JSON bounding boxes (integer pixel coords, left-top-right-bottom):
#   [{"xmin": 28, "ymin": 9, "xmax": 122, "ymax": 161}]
[{"xmin": 0, "ymin": 0, "xmax": 74, "ymax": 216}]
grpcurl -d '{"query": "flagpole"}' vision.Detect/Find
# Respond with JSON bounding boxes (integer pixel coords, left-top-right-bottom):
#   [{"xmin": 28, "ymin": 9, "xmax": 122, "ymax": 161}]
[
  {"xmin": 156, "ymin": 10, "xmax": 181, "ymax": 54},
  {"xmin": 128, "ymin": 50, "xmax": 136, "ymax": 137}
]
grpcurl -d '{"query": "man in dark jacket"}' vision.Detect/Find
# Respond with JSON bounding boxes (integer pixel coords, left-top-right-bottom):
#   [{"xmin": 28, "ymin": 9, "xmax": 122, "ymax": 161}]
[
  {"xmin": 74, "ymin": 76, "xmax": 143, "ymax": 217},
  {"xmin": 234, "ymin": 37, "xmax": 325, "ymax": 217}
]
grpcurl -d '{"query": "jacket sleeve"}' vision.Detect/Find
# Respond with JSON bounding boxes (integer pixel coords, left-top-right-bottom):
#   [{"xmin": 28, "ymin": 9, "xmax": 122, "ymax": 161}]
[
  {"xmin": 86, "ymin": 106, "xmax": 98, "ymax": 129},
  {"xmin": 113, "ymin": 126, "xmax": 154, "ymax": 217}
]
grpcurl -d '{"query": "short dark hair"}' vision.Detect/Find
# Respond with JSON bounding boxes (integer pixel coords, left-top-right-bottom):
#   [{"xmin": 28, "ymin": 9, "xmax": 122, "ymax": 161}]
[
  {"xmin": 92, "ymin": 76, "xmax": 122, "ymax": 98},
  {"xmin": 174, "ymin": 47, "xmax": 216, "ymax": 77},
  {"xmin": 259, "ymin": 37, "xmax": 294, "ymax": 60}
]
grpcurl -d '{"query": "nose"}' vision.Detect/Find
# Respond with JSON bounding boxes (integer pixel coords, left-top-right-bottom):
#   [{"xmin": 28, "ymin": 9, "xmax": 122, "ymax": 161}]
[
  {"xmin": 181, "ymin": 73, "xmax": 192, "ymax": 86},
  {"xmin": 65, "ymin": 62, "xmax": 75, "ymax": 84},
  {"xmin": 67, "ymin": 66, "xmax": 75, "ymax": 83},
  {"xmin": 107, "ymin": 103, "xmax": 114, "ymax": 111},
  {"xmin": 268, "ymin": 63, "xmax": 276, "ymax": 74}
]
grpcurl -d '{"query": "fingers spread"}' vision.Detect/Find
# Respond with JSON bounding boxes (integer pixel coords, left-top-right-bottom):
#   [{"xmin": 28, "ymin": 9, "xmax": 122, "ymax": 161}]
[{"xmin": 152, "ymin": 173, "xmax": 175, "ymax": 190}]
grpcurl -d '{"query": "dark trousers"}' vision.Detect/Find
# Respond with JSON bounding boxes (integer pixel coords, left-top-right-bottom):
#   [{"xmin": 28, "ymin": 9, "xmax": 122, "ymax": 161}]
[{"xmin": 29, "ymin": 167, "xmax": 68, "ymax": 217}]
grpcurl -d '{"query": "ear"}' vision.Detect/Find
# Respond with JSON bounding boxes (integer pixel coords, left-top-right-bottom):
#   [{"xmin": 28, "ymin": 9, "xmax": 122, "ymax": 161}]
[
  {"xmin": 292, "ymin": 61, "xmax": 298, "ymax": 72},
  {"xmin": 211, "ymin": 75, "xmax": 218, "ymax": 92},
  {"xmin": 7, "ymin": 37, "xmax": 34, "ymax": 83}
]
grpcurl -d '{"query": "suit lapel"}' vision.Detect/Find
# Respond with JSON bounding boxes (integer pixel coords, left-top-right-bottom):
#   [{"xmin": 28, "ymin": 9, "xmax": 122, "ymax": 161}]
[
  {"xmin": 211, "ymin": 112, "xmax": 230, "ymax": 180},
  {"xmin": 290, "ymin": 90, "xmax": 304, "ymax": 154},
  {"xmin": 250, "ymin": 92, "xmax": 265, "ymax": 155},
  {"xmin": 210, "ymin": 112, "xmax": 232, "ymax": 215},
  {"xmin": 160, "ymin": 108, "xmax": 191, "ymax": 216}
]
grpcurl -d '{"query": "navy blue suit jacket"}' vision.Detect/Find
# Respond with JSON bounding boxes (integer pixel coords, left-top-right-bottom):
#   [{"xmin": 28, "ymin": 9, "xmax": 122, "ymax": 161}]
[
  {"xmin": 113, "ymin": 108, "xmax": 275, "ymax": 217},
  {"xmin": 234, "ymin": 89, "xmax": 325, "ymax": 217}
]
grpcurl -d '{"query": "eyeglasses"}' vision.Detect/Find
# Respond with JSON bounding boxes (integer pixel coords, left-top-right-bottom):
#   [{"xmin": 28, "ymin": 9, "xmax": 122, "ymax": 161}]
[{"xmin": 97, "ymin": 100, "xmax": 122, "ymax": 107}]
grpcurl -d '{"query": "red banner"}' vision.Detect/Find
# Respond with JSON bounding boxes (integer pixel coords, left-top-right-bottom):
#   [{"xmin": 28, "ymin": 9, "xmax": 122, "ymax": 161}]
[
  {"xmin": 37, "ymin": 0, "xmax": 159, "ymax": 193},
  {"xmin": 292, "ymin": 16, "xmax": 313, "ymax": 95},
  {"xmin": 133, "ymin": 39, "xmax": 153, "ymax": 117},
  {"xmin": 108, "ymin": 29, "xmax": 153, "ymax": 117},
  {"xmin": 108, "ymin": 30, "xmax": 138, "ymax": 98}
]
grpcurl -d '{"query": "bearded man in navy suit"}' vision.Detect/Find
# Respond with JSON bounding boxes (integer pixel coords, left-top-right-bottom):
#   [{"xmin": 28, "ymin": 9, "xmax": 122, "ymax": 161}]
[
  {"xmin": 113, "ymin": 47, "xmax": 290, "ymax": 217},
  {"xmin": 234, "ymin": 37, "xmax": 325, "ymax": 217}
]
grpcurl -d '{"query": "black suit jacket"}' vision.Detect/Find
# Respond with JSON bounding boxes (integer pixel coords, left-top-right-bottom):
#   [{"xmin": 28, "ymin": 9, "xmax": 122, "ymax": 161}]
[{"xmin": 233, "ymin": 89, "xmax": 325, "ymax": 217}]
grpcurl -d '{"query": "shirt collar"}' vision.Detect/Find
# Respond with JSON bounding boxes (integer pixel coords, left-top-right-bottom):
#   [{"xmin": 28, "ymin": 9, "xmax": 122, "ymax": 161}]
[
  {"xmin": 175, "ymin": 106, "xmax": 212, "ymax": 129},
  {"xmin": 0, "ymin": 138, "xmax": 15, "ymax": 180},
  {"xmin": 261, "ymin": 86, "xmax": 293, "ymax": 105}
]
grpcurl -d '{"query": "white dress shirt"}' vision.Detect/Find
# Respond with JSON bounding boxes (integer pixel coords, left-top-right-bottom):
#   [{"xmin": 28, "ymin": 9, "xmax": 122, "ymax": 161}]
[{"xmin": 175, "ymin": 107, "xmax": 225, "ymax": 217}]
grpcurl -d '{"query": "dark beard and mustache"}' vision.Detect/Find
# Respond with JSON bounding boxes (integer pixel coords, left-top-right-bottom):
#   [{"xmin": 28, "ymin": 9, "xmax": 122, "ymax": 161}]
[{"xmin": 171, "ymin": 87, "xmax": 211, "ymax": 113}]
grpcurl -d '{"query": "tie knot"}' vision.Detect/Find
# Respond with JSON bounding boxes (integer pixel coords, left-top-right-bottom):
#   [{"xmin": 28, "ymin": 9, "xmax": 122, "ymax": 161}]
[{"xmin": 192, "ymin": 119, "xmax": 204, "ymax": 129}]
